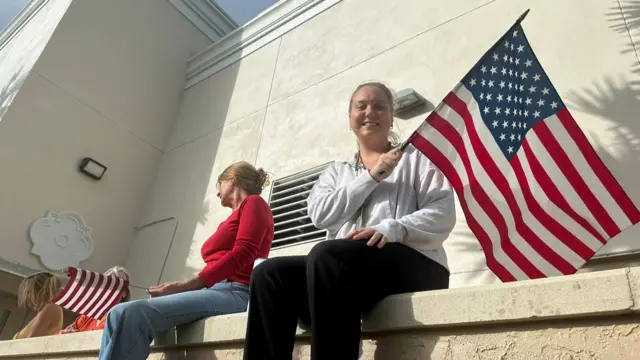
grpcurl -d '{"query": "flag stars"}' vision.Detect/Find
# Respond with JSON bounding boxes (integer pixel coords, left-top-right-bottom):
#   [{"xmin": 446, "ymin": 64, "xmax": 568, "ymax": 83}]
[
  {"xmin": 505, "ymin": 108, "xmax": 511, "ymax": 115},
  {"xmin": 492, "ymin": 120, "xmax": 499, "ymax": 128},
  {"xmin": 502, "ymin": 120, "xmax": 509, "ymax": 128},
  {"xmin": 533, "ymin": 74, "xmax": 541, "ymax": 81},
  {"xmin": 528, "ymin": 85, "xmax": 537, "ymax": 93},
  {"xmin": 537, "ymin": 99, "xmax": 546, "ymax": 107},
  {"xmin": 493, "ymin": 53, "xmax": 499, "ymax": 61},
  {"xmin": 519, "ymin": 85, "xmax": 525, "ymax": 92},
  {"xmin": 481, "ymin": 79, "xmax": 486, "ymax": 87},
  {"xmin": 507, "ymin": 95, "xmax": 513, "ymax": 102},
  {"xmin": 486, "ymin": 93, "xmax": 493, "ymax": 101},
  {"xmin": 510, "ymin": 44, "xmax": 515, "ymax": 51},
  {"xmin": 479, "ymin": 93, "xmax": 485, "ymax": 100},
  {"xmin": 517, "ymin": 134, "xmax": 522, "ymax": 141},
  {"xmin": 499, "ymin": 80, "xmax": 506, "ymax": 89},
  {"xmin": 500, "ymin": 133, "xmax": 507, "ymax": 141},
  {"xmin": 470, "ymin": 78, "xmax": 477, "ymax": 86},
  {"xmin": 508, "ymin": 82, "xmax": 513, "ymax": 89},
  {"xmin": 507, "ymin": 146, "xmax": 514, "ymax": 154},
  {"xmin": 515, "ymin": 58, "xmax": 520, "ymax": 65},
  {"xmin": 509, "ymin": 56, "xmax": 514, "ymax": 63},
  {"xmin": 524, "ymin": 110, "xmax": 529, "ymax": 117},
  {"xmin": 509, "ymin": 69, "xmax": 514, "ymax": 77},
  {"xmin": 483, "ymin": 107, "xmax": 491, "ymax": 114},
  {"xmin": 550, "ymin": 101, "xmax": 558, "ymax": 109},
  {"xmin": 525, "ymin": 59, "xmax": 532, "ymax": 67},
  {"xmin": 494, "ymin": 107, "xmax": 502, "ymax": 115},
  {"xmin": 497, "ymin": 94, "xmax": 504, "ymax": 102},
  {"xmin": 503, "ymin": 54, "xmax": 509, "ymax": 62},
  {"xmin": 517, "ymin": 44, "xmax": 524, "ymax": 53},
  {"xmin": 505, "ymin": 40, "xmax": 510, "ymax": 48},
  {"xmin": 520, "ymin": 72, "xmax": 528, "ymax": 80},
  {"xmin": 481, "ymin": 66, "xmax": 487, "ymax": 74},
  {"xmin": 488, "ymin": 80, "xmax": 495, "ymax": 88},
  {"xmin": 533, "ymin": 110, "xmax": 541, "ymax": 118},
  {"xmin": 512, "ymin": 121, "xmax": 517, "ymax": 128},
  {"xmin": 510, "ymin": 133, "xmax": 516, "ymax": 141},
  {"xmin": 490, "ymin": 66, "xmax": 498, "ymax": 75},
  {"xmin": 542, "ymin": 87, "xmax": 550, "ymax": 95},
  {"xmin": 525, "ymin": 97, "xmax": 532, "ymax": 105},
  {"xmin": 501, "ymin": 68, "xmax": 507, "ymax": 75},
  {"xmin": 512, "ymin": 29, "xmax": 519, "ymax": 37}
]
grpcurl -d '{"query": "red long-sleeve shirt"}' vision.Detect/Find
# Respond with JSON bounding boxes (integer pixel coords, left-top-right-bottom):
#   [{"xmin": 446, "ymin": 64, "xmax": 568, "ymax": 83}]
[{"xmin": 198, "ymin": 195, "xmax": 274, "ymax": 287}]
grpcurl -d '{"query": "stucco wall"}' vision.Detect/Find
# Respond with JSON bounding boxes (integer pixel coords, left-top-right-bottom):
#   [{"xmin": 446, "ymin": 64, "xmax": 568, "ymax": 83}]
[
  {"xmin": 131, "ymin": 0, "xmax": 640, "ymax": 289},
  {"xmin": 0, "ymin": 0, "xmax": 211, "ymax": 279},
  {"xmin": 0, "ymin": 0, "xmax": 72, "ymax": 122}
]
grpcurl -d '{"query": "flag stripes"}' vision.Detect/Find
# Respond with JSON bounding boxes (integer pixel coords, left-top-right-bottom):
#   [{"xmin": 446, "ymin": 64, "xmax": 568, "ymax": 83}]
[
  {"xmin": 52, "ymin": 267, "xmax": 128, "ymax": 319},
  {"xmin": 408, "ymin": 83, "xmax": 639, "ymax": 281}
]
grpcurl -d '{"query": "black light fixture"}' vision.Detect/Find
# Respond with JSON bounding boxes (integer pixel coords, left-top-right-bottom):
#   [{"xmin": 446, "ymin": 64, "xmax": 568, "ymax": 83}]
[{"xmin": 78, "ymin": 157, "xmax": 107, "ymax": 180}]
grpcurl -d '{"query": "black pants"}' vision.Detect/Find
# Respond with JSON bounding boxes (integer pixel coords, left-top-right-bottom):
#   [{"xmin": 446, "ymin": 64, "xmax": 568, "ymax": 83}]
[{"xmin": 243, "ymin": 239, "xmax": 449, "ymax": 360}]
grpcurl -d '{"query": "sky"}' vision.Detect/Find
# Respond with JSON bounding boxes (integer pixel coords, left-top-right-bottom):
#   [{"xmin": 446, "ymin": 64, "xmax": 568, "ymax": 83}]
[
  {"xmin": 0, "ymin": 0, "xmax": 30, "ymax": 32},
  {"xmin": 0, "ymin": 0, "xmax": 279, "ymax": 32},
  {"xmin": 215, "ymin": 0, "xmax": 278, "ymax": 25}
]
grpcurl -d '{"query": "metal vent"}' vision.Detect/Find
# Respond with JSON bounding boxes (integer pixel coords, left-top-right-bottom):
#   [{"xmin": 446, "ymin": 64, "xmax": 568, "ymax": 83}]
[{"xmin": 268, "ymin": 163, "xmax": 331, "ymax": 248}]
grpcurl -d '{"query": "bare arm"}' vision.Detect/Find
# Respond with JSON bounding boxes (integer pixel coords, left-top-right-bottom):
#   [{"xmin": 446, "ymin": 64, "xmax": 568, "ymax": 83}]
[{"xmin": 24, "ymin": 303, "xmax": 62, "ymax": 338}]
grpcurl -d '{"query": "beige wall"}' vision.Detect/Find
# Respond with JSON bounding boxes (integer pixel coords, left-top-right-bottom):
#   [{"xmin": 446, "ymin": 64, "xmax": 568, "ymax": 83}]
[
  {"xmin": 131, "ymin": 0, "xmax": 640, "ymax": 288},
  {"xmin": 0, "ymin": 0, "xmax": 211, "ymax": 280},
  {"xmin": 0, "ymin": 0, "xmax": 73, "ymax": 122}
]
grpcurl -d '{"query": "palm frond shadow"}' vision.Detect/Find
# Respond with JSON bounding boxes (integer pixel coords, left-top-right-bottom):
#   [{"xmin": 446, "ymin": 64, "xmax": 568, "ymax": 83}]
[
  {"xmin": 566, "ymin": 74, "xmax": 640, "ymax": 219},
  {"xmin": 606, "ymin": 0, "xmax": 640, "ymax": 34}
]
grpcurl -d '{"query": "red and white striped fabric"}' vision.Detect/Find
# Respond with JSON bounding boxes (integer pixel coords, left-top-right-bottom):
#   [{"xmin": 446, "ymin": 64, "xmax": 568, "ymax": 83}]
[
  {"xmin": 52, "ymin": 267, "xmax": 129, "ymax": 319},
  {"xmin": 407, "ymin": 23, "xmax": 640, "ymax": 282}
]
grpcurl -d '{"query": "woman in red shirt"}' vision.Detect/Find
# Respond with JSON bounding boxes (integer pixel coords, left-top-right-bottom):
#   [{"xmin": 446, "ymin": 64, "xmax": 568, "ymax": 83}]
[{"xmin": 98, "ymin": 161, "xmax": 274, "ymax": 360}]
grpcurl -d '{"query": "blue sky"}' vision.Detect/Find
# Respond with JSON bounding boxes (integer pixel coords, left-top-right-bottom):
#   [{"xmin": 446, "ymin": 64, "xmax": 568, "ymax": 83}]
[
  {"xmin": 0, "ymin": 0, "xmax": 277, "ymax": 32},
  {"xmin": 216, "ymin": 0, "xmax": 278, "ymax": 25},
  {"xmin": 0, "ymin": 0, "xmax": 30, "ymax": 31}
]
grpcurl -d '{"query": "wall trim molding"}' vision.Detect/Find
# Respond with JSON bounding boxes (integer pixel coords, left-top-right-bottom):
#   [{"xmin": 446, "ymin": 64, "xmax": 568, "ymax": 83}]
[
  {"xmin": 168, "ymin": 0, "xmax": 238, "ymax": 42},
  {"xmin": 0, "ymin": 0, "xmax": 51, "ymax": 52},
  {"xmin": 185, "ymin": 0, "xmax": 342, "ymax": 88}
]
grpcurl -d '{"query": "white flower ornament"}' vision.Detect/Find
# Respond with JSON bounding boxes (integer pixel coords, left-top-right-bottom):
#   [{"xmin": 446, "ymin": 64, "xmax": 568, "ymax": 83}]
[{"xmin": 29, "ymin": 211, "xmax": 94, "ymax": 270}]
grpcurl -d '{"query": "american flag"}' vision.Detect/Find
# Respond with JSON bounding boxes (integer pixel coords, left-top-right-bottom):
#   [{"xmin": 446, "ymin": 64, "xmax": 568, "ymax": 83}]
[
  {"xmin": 407, "ymin": 22, "xmax": 640, "ymax": 282},
  {"xmin": 52, "ymin": 267, "xmax": 129, "ymax": 319}
]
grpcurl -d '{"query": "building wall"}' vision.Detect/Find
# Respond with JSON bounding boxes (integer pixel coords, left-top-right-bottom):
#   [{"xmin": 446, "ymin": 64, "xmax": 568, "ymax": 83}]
[
  {"xmin": 0, "ymin": 0, "xmax": 212, "ymax": 282},
  {"xmin": 131, "ymin": 0, "xmax": 640, "ymax": 289},
  {"xmin": 0, "ymin": 0, "xmax": 73, "ymax": 122}
]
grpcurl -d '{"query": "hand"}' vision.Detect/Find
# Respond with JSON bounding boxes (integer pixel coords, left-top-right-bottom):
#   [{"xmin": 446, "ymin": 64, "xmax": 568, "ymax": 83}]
[
  {"xmin": 147, "ymin": 281, "xmax": 184, "ymax": 297},
  {"xmin": 369, "ymin": 148, "xmax": 403, "ymax": 181},
  {"xmin": 346, "ymin": 227, "xmax": 389, "ymax": 248}
]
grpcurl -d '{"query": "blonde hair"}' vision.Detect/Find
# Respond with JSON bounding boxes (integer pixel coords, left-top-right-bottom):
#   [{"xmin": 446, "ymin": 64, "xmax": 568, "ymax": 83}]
[
  {"xmin": 349, "ymin": 81, "xmax": 401, "ymax": 147},
  {"xmin": 17, "ymin": 272, "xmax": 62, "ymax": 311},
  {"xmin": 104, "ymin": 266, "xmax": 131, "ymax": 302},
  {"xmin": 218, "ymin": 161, "xmax": 270, "ymax": 195}
]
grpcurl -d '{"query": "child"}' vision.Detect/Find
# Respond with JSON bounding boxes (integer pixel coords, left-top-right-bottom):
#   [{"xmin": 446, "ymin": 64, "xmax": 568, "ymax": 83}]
[{"xmin": 13, "ymin": 272, "xmax": 64, "ymax": 339}]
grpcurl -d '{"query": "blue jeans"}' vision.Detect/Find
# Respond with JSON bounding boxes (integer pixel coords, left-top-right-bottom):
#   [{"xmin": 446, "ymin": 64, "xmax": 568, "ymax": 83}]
[{"xmin": 98, "ymin": 281, "xmax": 249, "ymax": 360}]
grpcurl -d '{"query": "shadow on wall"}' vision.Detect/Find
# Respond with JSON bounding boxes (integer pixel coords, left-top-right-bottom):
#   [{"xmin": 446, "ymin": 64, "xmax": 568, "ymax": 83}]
[
  {"xmin": 564, "ymin": 0, "xmax": 640, "ymax": 258},
  {"xmin": 0, "ymin": 69, "xmax": 27, "ymax": 121}
]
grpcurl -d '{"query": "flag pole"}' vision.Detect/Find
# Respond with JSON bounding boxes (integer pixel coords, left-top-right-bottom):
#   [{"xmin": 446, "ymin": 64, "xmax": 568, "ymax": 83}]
[{"xmin": 396, "ymin": 8, "xmax": 531, "ymax": 153}]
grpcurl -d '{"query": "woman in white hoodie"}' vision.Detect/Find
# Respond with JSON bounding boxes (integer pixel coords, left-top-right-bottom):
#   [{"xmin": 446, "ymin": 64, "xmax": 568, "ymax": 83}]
[{"xmin": 243, "ymin": 82, "xmax": 456, "ymax": 360}]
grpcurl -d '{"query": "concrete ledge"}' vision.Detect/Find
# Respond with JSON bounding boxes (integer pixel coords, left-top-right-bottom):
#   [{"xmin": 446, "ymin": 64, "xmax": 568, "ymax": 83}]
[{"xmin": 1, "ymin": 267, "xmax": 639, "ymax": 358}]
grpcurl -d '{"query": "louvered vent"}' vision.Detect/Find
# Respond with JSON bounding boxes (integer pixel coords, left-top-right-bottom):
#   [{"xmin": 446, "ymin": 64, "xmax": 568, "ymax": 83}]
[{"xmin": 268, "ymin": 163, "xmax": 331, "ymax": 248}]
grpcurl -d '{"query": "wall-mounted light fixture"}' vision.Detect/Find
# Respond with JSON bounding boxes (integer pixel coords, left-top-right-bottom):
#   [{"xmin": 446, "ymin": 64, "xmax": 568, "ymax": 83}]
[
  {"xmin": 393, "ymin": 88, "xmax": 427, "ymax": 115},
  {"xmin": 78, "ymin": 157, "xmax": 107, "ymax": 180}
]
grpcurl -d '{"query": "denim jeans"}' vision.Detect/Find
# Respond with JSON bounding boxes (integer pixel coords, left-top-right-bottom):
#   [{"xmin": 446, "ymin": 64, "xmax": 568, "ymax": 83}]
[{"xmin": 98, "ymin": 281, "xmax": 249, "ymax": 360}]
